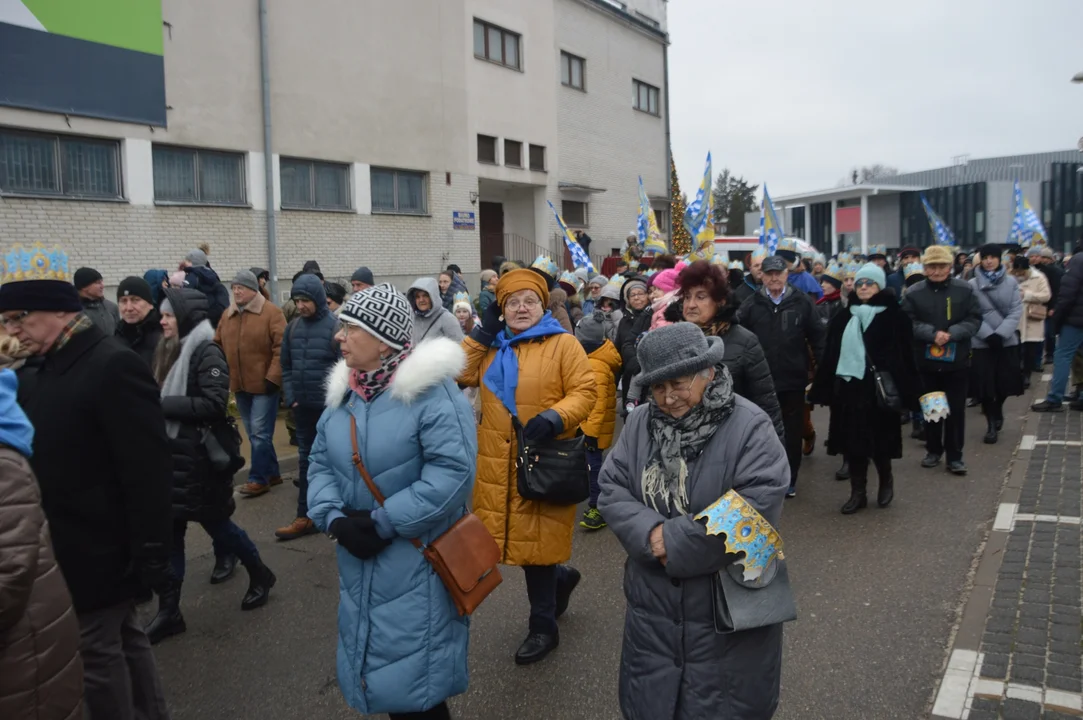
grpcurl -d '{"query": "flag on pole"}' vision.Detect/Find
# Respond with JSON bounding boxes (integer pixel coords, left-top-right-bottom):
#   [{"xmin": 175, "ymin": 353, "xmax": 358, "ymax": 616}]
[
  {"xmin": 760, "ymin": 184, "xmax": 784, "ymax": 256},
  {"xmin": 920, "ymin": 194, "xmax": 956, "ymax": 246},
  {"xmin": 637, "ymin": 177, "xmax": 668, "ymax": 255},
  {"xmin": 547, "ymin": 200, "xmax": 594, "ymax": 272},
  {"xmin": 1007, "ymin": 180, "xmax": 1048, "ymax": 247},
  {"xmin": 683, "ymin": 152, "xmax": 715, "ymax": 246}
]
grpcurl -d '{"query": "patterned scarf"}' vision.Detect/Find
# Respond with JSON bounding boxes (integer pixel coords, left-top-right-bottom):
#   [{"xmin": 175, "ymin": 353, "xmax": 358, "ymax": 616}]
[
  {"xmin": 349, "ymin": 341, "xmax": 412, "ymax": 403},
  {"xmin": 979, "ymin": 265, "xmax": 1006, "ymax": 284},
  {"xmin": 49, "ymin": 313, "xmax": 93, "ymax": 355},
  {"xmin": 642, "ymin": 364, "xmax": 736, "ymax": 515}
]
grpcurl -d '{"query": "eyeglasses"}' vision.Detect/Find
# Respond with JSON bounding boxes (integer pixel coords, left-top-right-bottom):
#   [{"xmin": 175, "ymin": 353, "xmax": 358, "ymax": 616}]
[
  {"xmin": 337, "ymin": 322, "xmax": 360, "ymax": 337},
  {"xmin": 505, "ymin": 298, "xmax": 541, "ymax": 311},
  {"xmin": 854, "ymin": 279, "xmax": 878, "ymax": 288},
  {"xmin": 627, "ymin": 290, "xmax": 648, "ymax": 299},
  {"xmin": 1, "ymin": 311, "xmax": 30, "ymax": 329},
  {"xmin": 651, "ymin": 375, "xmax": 704, "ymax": 403}
]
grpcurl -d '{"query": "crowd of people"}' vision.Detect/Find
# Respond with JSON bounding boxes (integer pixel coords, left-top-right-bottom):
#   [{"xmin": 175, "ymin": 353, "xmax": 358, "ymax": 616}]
[{"xmin": 2, "ymin": 233, "xmax": 1081, "ymax": 720}]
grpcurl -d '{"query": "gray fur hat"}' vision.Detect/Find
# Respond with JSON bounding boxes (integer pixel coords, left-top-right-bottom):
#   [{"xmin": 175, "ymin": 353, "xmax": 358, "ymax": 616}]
[{"xmin": 637, "ymin": 322, "xmax": 726, "ymax": 386}]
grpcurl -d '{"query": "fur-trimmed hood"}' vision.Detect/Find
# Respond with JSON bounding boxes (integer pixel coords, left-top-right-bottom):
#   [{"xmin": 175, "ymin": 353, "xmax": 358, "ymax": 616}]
[{"xmin": 324, "ymin": 337, "xmax": 466, "ymax": 408}]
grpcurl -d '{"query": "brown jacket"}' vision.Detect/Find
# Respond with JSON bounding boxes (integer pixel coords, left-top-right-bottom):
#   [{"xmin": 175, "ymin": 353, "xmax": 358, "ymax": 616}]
[
  {"xmin": 0, "ymin": 447, "xmax": 83, "ymax": 720},
  {"xmin": 214, "ymin": 292, "xmax": 286, "ymax": 393}
]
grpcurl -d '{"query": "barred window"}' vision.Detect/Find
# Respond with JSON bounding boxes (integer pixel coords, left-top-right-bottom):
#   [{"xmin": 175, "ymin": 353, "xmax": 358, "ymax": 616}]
[
  {"xmin": 281, "ymin": 158, "xmax": 350, "ymax": 210},
  {"xmin": 153, "ymin": 145, "xmax": 246, "ymax": 205},
  {"xmin": 0, "ymin": 128, "xmax": 120, "ymax": 199}
]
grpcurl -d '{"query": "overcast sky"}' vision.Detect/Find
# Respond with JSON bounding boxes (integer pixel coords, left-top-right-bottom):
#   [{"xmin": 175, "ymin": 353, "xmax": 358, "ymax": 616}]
[{"xmin": 667, "ymin": 0, "xmax": 1083, "ymax": 198}]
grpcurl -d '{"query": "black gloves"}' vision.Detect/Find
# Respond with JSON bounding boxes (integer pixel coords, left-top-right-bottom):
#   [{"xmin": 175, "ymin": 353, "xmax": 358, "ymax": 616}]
[
  {"xmin": 985, "ymin": 334, "xmax": 1003, "ymax": 350},
  {"xmin": 523, "ymin": 414, "xmax": 558, "ymax": 443},
  {"xmin": 480, "ymin": 301, "xmax": 505, "ymax": 337},
  {"xmin": 331, "ymin": 510, "xmax": 392, "ymax": 560},
  {"xmin": 265, "ymin": 380, "xmax": 280, "ymax": 395}
]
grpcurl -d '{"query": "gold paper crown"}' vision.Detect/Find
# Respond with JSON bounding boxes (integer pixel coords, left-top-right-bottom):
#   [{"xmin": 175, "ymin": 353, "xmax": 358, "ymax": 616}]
[{"xmin": 3, "ymin": 244, "xmax": 71, "ymax": 284}]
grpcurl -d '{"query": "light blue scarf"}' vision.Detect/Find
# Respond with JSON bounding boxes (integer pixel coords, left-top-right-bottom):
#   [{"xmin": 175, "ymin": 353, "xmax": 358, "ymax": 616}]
[
  {"xmin": 483, "ymin": 312, "xmax": 568, "ymax": 417},
  {"xmin": 835, "ymin": 304, "xmax": 886, "ymax": 381}
]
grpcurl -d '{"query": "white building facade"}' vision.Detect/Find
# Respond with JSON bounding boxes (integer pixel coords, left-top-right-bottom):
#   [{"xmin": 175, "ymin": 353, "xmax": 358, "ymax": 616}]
[{"xmin": 0, "ymin": 0, "xmax": 669, "ymax": 298}]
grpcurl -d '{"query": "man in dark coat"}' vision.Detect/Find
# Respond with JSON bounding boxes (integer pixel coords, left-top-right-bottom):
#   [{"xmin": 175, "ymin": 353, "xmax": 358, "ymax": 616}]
[
  {"xmin": 115, "ymin": 276, "xmax": 162, "ymax": 367},
  {"xmin": 732, "ymin": 250, "xmax": 765, "ymax": 307},
  {"xmin": 276, "ymin": 274, "xmax": 340, "ymax": 540},
  {"xmin": 886, "ymin": 246, "xmax": 920, "ymax": 299},
  {"xmin": 1034, "ymin": 244, "xmax": 1083, "ymax": 411},
  {"xmin": 1, "ymin": 248, "xmax": 172, "ymax": 719},
  {"xmin": 74, "ymin": 266, "xmax": 120, "ymax": 335},
  {"xmin": 616, "ymin": 275, "xmax": 648, "ymax": 412},
  {"xmin": 901, "ymin": 245, "xmax": 984, "ymax": 473},
  {"xmin": 736, "ymin": 255, "xmax": 826, "ymax": 497},
  {"xmin": 1029, "ymin": 246, "xmax": 1063, "ymax": 364}
]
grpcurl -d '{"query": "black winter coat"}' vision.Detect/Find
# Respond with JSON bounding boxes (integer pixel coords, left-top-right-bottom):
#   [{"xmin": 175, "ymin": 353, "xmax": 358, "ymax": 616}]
[
  {"xmin": 732, "ymin": 278, "xmax": 759, "ymax": 308},
  {"xmin": 735, "ymin": 286, "xmax": 826, "ymax": 393},
  {"xmin": 1053, "ymin": 253, "xmax": 1083, "ymax": 332},
  {"xmin": 16, "ymin": 325, "xmax": 172, "ymax": 613},
  {"xmin": 616, "ymin": 306, "xmax": 650, "ymax": 406},
  {"xmin": 281, "ymin": 274, "xmax": 340, "ymax": 409},
  {"xmin": 900, "ymin": 277, "xmax": 983, "ymax": 372},
  {"xmin": 115, "ymin": 308, "xmax": 162, "ymax": 368},
  {"xmin": 815, "ymin": 291, "xmax": 844, "ymax": 327},
  {"xmin": 1035, "ymin": 262, "xmax": 1063, "ymax": 311},
  {"xmin": 809, "ymin": 291, "xmax": 920, "ymax": 459}
]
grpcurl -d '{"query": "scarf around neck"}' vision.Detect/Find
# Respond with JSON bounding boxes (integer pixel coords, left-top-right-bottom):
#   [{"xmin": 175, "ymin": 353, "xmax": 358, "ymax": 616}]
[
  {"xmin": 836, "ymin": 302, "xmax": 885, "ymax": 381},
  {"xmin": 160, "ymin": 319, "xmax": 216, "ymax": 439},
  {"xmin": 979, "ymin": 265, "xmax": 1006, "ymax": 284},
  {"xmin": 642, "ymin": 364, "xmax": 736, "ymax": 516},
  {"xmin": 483, "ymin": 312, "xmax": 567, "ymax": 417},
  {"xmin": 349, "ymin": 342, "xmax": 413, "ymax": 403}
]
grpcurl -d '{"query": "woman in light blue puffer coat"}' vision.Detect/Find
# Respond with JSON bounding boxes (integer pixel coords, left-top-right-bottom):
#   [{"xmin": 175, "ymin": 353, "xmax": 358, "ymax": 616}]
[{"xmin": 307, "ymin": 283, "xmax": 478, "ymax": 720}]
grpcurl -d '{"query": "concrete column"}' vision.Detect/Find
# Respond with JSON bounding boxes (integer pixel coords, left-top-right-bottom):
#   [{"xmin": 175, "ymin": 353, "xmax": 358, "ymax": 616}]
[
  {"xmin": 860, "ymin": 194, "xmax": 869, "ymax": 254},
  {"xmin": 830, "ymin": 199, "xmax": 838, "ymax": 256}
]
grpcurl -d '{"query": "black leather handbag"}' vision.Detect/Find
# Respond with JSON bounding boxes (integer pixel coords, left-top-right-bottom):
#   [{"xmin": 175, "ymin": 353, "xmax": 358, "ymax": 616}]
[
  {"xmin": 512, "ymin": 416, "xmax": 590, "ymax": 505},
  {"xmin": 712, "ymin": 560, "xmax": 797, "ymax": 634},
  {"xmin": 869, "ymin": 361, "xmax": 902, "ymax": 413}
]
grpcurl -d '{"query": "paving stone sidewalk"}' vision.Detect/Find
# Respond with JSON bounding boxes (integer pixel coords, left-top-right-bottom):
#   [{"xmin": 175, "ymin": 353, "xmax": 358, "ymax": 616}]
[{"xmin": 932, "ymin": 397, "xmax": 1083, "ymax": 720}]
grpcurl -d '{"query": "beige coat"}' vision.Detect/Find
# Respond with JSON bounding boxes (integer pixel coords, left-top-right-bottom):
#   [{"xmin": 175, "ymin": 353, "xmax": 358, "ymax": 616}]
[
  {"xmin": 1016, "ymin": 268, "xmax": 1051, "ymax": 343},
  {"xmin": 0, "ymin": 447, "xmax": 83, "ymax": 720}
]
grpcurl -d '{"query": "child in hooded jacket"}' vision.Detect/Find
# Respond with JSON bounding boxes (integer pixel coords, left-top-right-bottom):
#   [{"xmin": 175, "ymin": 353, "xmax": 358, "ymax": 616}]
[{"xmin": 575, "ymin": 311, "xmax": 621, "ymax": 531}]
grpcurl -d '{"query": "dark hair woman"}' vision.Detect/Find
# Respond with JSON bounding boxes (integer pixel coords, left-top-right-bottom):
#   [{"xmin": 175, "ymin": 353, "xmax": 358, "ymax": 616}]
[
  {"xmin": 809, "ymin": 264, "xmax": 920, "ymax": 514},
  {"xmin": 661, "ymin": 260, "xmax": 785, "ymax": 439}
]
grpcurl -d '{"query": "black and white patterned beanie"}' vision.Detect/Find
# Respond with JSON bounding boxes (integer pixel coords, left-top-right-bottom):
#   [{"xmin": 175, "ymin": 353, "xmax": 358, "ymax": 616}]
[{"xmin": 339, "ymin": 283, "xmax": 413, "ymax": 350}]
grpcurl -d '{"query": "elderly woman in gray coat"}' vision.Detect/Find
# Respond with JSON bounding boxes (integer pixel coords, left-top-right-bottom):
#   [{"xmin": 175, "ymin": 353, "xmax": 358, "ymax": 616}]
[
  {"xmin": 598, "ymin": 322, "xmax": 790, "ymax": 720},
  {"xmin": 969, "ymin": 244, "xmax": 1024, "ymax": 445},
  {"xmin": 406, "ymin": 277, "xmax": 464, "ymax": 345}
]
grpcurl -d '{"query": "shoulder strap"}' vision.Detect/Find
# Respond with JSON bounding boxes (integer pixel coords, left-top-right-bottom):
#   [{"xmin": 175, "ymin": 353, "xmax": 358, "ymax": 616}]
[{"xmin": 349, "ymin": 416, "xmax": 423, "ymax": 550}]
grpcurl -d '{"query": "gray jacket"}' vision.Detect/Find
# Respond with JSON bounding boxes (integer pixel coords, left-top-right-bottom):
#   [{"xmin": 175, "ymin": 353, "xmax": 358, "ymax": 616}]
[
  {"xmin": 969, "ymin": 272, "xmax": 1023, "ymax": 349},
  {"xmin": 83, "ymin": 298, "xmax": 119, "ymax": 336},
  {"xmin": 406, "ymin": 277, "xmax": 464, "ymax": 346},
  {"xmin": 598, "ymin": 396, "xmax": 790, "ymax": 720}
]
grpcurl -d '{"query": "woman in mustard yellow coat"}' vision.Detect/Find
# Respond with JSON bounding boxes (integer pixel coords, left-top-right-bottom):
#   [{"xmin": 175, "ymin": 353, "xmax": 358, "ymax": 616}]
[{"xmin": 460, "ymin": 268, "xmax": 596, "ymax": 666}]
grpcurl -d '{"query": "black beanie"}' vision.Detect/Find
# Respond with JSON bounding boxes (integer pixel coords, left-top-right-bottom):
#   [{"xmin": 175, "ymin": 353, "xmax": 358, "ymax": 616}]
[
  {"xmin": 978, "ymin": 244, "xmax": 1001, "ymax": 259},
  {"xmin": 1012, "ymin": 256, "xmax": 1030, "ymax": 271},
  {"xmin": 73, "ymin": 267, "xmax": 103, "ymax": 290},
  {"xmin": 116, "ymin": 276, "xmax": 154, "ymax": 304}
]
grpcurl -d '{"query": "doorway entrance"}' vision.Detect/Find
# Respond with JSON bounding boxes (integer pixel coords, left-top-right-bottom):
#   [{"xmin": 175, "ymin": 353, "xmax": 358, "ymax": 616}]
[{"xmin": 479, "ymin": 201, "xmax": 505, "ymax": 272}]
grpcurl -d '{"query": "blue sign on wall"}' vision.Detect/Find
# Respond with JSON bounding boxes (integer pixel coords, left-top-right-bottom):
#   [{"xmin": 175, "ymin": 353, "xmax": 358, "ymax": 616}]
[{"xmin": 453, "ymin": 211, "xmax": 476, "ymax": 230}]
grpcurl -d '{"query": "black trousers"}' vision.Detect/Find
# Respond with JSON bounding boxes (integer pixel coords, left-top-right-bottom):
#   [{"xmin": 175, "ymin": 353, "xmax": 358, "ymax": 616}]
[
  {"xmin": 776, "ymin": 390, "xmax": 805, "ymax": 489},
  {"xmin": 523, "ymin": 564, "xmax": 570, "ymax": 635},
  {"xmin": 389, "ymin": 702, "xmax": 451, "ymax": 720},
  {"xmin": 920, "ymin": 369, "xmax": 968, "ymax": 463}
]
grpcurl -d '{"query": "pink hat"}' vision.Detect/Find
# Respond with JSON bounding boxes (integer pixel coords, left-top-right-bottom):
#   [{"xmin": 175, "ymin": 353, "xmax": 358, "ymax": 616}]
[{"xmin": 651, "ymin": 268, "xmax": 680, "ymax": 294}]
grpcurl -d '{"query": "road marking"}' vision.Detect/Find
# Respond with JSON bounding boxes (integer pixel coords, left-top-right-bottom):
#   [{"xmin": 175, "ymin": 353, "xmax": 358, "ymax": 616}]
[
  {"xmin": 1020, "ymin": 435, "xmax": 1036, "ymax": 450},
  {"xmin": 993, "ymin": 503, "xmax": 1017, "ymax": 532},
  {"xmin": 1014, "ymin": 513, "xmax": 1082, "ymax": 526},
  {"xmin": 1033, "ymin": 440, "xmax": 1083, "ymax": 447}
]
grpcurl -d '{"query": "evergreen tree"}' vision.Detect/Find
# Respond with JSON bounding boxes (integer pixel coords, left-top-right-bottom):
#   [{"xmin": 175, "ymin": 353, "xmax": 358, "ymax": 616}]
[{"xmin": 671, "ymin": 158, "xmax": 692, "ymax": 255}]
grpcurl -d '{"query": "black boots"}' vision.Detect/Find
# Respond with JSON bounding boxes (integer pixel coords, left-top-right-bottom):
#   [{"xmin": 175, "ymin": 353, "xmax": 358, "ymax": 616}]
[
  {"xmin": 241, "ymin": 560, "xmax": 276, "ymax": 611},
  {"xmin": 145, "ymin": 583, "xmax": 186, "ymax": 645},
  {"xmin": 515, "ymin": 630, "xmax": 559, "ymax": 666},
  {"xmin": 983, "ymin": 415, "xmax": 998, "ymax": 444},
  {"xmin": 841, "ymin": 459, "xmax": 868, "ymax": 514},
  {"xmin": 555, "ymin": 566, "xmax": 581, "ymax": 618},
  {"xmin": 835, "ymin": 458, "xmax": 851, "ymax": 481},
  {"xmin": 873, "ymin": 456, "xmax": 894, "ymax": 508},
  {"xmin": 210, "ymin": 554, "xmax": 237, "ymax": 584}
]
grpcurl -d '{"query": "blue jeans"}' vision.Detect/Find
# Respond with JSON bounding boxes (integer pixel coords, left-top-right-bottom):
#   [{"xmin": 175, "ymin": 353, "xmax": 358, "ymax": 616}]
[
  {"xmin": 234, "ymin": 391, "xmax": 280, "ymax": 484},
  {"xmin": 293, "ymin": 405, "xmax": 323, "ymax": 518},
  {"xmin": 1047, "ymin": 325, "xmax": 1083, "ymax": 403},
  {"xmin": 586, "ymin": 448, "xmax": 603, "ymax": 508},
  {"xmin": 170, "ymin": 518, "xmax": 260, "ymax": 583}
]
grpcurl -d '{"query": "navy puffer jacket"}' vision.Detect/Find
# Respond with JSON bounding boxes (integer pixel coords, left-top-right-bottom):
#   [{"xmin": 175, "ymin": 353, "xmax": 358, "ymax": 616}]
[{"xmin": 281, "ymin": 274, "xmax": 340, "ymax": 409}]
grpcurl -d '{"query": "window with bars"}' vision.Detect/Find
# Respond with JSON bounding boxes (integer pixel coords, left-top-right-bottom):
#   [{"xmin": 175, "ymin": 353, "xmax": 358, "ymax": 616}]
[
  {"xmin": 153, "ymin": 145, "xmax": 246, "ymax": 205},
  {"xmin": 529, "ymin": 144, "xmax": 546, "ymax": 172},
  {"xmin": 504, "ymin": 140, "xmax": 522, "ymax": 168},
  {"xmin": 477, "ymin": 135, "xmax": 498, "ymax": 164},
  {"xmin": 370, "ymin": 168, "xmax": 428, "ymax": 214},
  {"xmin": 633, "ymin": 79, "xmax": 660, "ymax": 116},
  {"xmin": 0, "ymin": 128, "xmax": 121, "ymax": 199},
  {"xmin": 562, "ymin": 200, "xmax": 588, "ymax": 227},
  {"xmin": 473, "ymin": 19, "xmax": 521, "ymax": 70},
  {"xmin": 561, "ymin": 52, "xmax": 585, "ymax": 90},
  {"xmin": 280, "ymin": 158, "xmax": 350, "ymax": 210}
]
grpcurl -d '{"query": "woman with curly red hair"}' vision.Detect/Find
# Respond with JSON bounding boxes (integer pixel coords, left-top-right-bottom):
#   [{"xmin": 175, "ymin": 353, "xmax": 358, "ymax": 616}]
[{"xmin": 659, "ymin": 261, "xmax": 784, "ymax": 438}]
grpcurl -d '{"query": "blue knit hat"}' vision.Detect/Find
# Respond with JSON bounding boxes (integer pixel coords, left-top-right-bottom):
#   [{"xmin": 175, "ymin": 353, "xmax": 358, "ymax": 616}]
[{"xmin": 854, "ymin": 262, "xmax": 886, "ymax": 289}]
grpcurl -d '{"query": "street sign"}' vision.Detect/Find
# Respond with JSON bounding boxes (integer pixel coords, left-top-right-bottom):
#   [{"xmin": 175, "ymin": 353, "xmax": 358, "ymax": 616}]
[{"xmin": 453, "ymin": 211, "xmax": 476, "ymax": 230}]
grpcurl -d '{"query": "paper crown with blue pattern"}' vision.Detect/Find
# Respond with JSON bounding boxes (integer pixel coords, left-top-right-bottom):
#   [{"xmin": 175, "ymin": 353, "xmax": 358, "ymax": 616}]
[
  {"xmin": 750, "ymin": 246, "xmax": 768, "ymax": 261},
  {"xmin": 904, "ymin": 262, "xmax": 925, "ymax": 280},
  {"xmin": 777, "ymin": 237, "xmax": 797, "ymax": 253},
  {"xmin": 844, "ymin": 262, "xmax": 862, "ymax": 279},
  {"xmin": 557, "ymin": 270, "xmax": 582, "ymax": 294},
  {"xmin": 0, "ymin": 243, "xmax": 85, "ymax": 313},
  {"xmin": 728, "ymin": 260, "xmax": 745, "ymax": 271},
  {"xmin": 710, "ymin": 253, "xmax": 726, "ymax": 265},
  {"xmin": 866, "ymin": 244, "xmax": 887, "ymax": 258},
  {"xmin": 836, "ymin": 252, "xmax": 852, "ymax": 265},
  {"xmin": 821, "ymin": 263, "xmax": 845, "ymax": 283},
  {"xmin": 694, "ymin": 489, "xmax": 784, "ymax": 586},
  {"xmin": 4, "ymin": 244, "xmax": 71, "ymax": 284},
  {"xmin": 530, "ymin": 255, "xmax": 559, "ymax": 279},
  {"xmin": 452, "ymin": 291, "xmax": 472, "ymax": 311}
]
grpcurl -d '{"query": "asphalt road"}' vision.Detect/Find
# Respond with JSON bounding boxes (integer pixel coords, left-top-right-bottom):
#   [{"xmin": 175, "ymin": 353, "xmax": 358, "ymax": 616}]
[{"xmin": 146, "ymin": 399, "xmax": 1025, "ymax": 720}]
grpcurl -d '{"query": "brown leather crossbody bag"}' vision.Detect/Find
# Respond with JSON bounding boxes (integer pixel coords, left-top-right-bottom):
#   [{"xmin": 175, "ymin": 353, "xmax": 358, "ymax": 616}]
[{"xmin": 349, "ymin": 417, "xmax": 502, "ymax": 615}]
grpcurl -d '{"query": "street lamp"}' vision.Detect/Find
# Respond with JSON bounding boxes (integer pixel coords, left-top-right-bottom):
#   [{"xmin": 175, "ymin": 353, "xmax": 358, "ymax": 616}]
[{"xmin": 1073, "ymin": 71, "xmax": 1083, "ymax": 83}]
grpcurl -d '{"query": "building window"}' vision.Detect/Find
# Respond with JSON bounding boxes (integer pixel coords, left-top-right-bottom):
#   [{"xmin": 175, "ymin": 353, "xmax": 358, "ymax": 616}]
[
  {"xmin": 529, "ymin": 144, "xmax": 546, "ymax": 172},
  {"xmin": 654, "ymin": 206, "xmax": 670, "ymax": 234},
  {"xmin": 562, "ymin": 200, "xmax": 588, "ymax": 227},
  {"xmin": 633, "ymin": 80, "xmax": 660, "ymax": 116},
  {"xmin": 153, "ymin": 145, "xmax": 245, "ymax": 205},
  {"xmin": 561, "ymin": 52, "xmax": 585, "ymax": 90},
  {"xmin": 504, "ymin": 140, "xmax": 522, "ymax": 168},
  {"xmin": 370, "ymin": 168, "xmax": 428, "ymax": 215},
  {"xmin": 0, "ymin": 128, "xmax": 121, "ymax": 199},
  {"xmin": 477, "ymin": 135, "xmax": 498, "ymax": 165},
  {"xmin": 280, "ymin": 158, "xmax": 350, "ymax": 210},
  {"xmin": 473, "ymin": 19, "xmax": 521, "ymax": 70}
]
